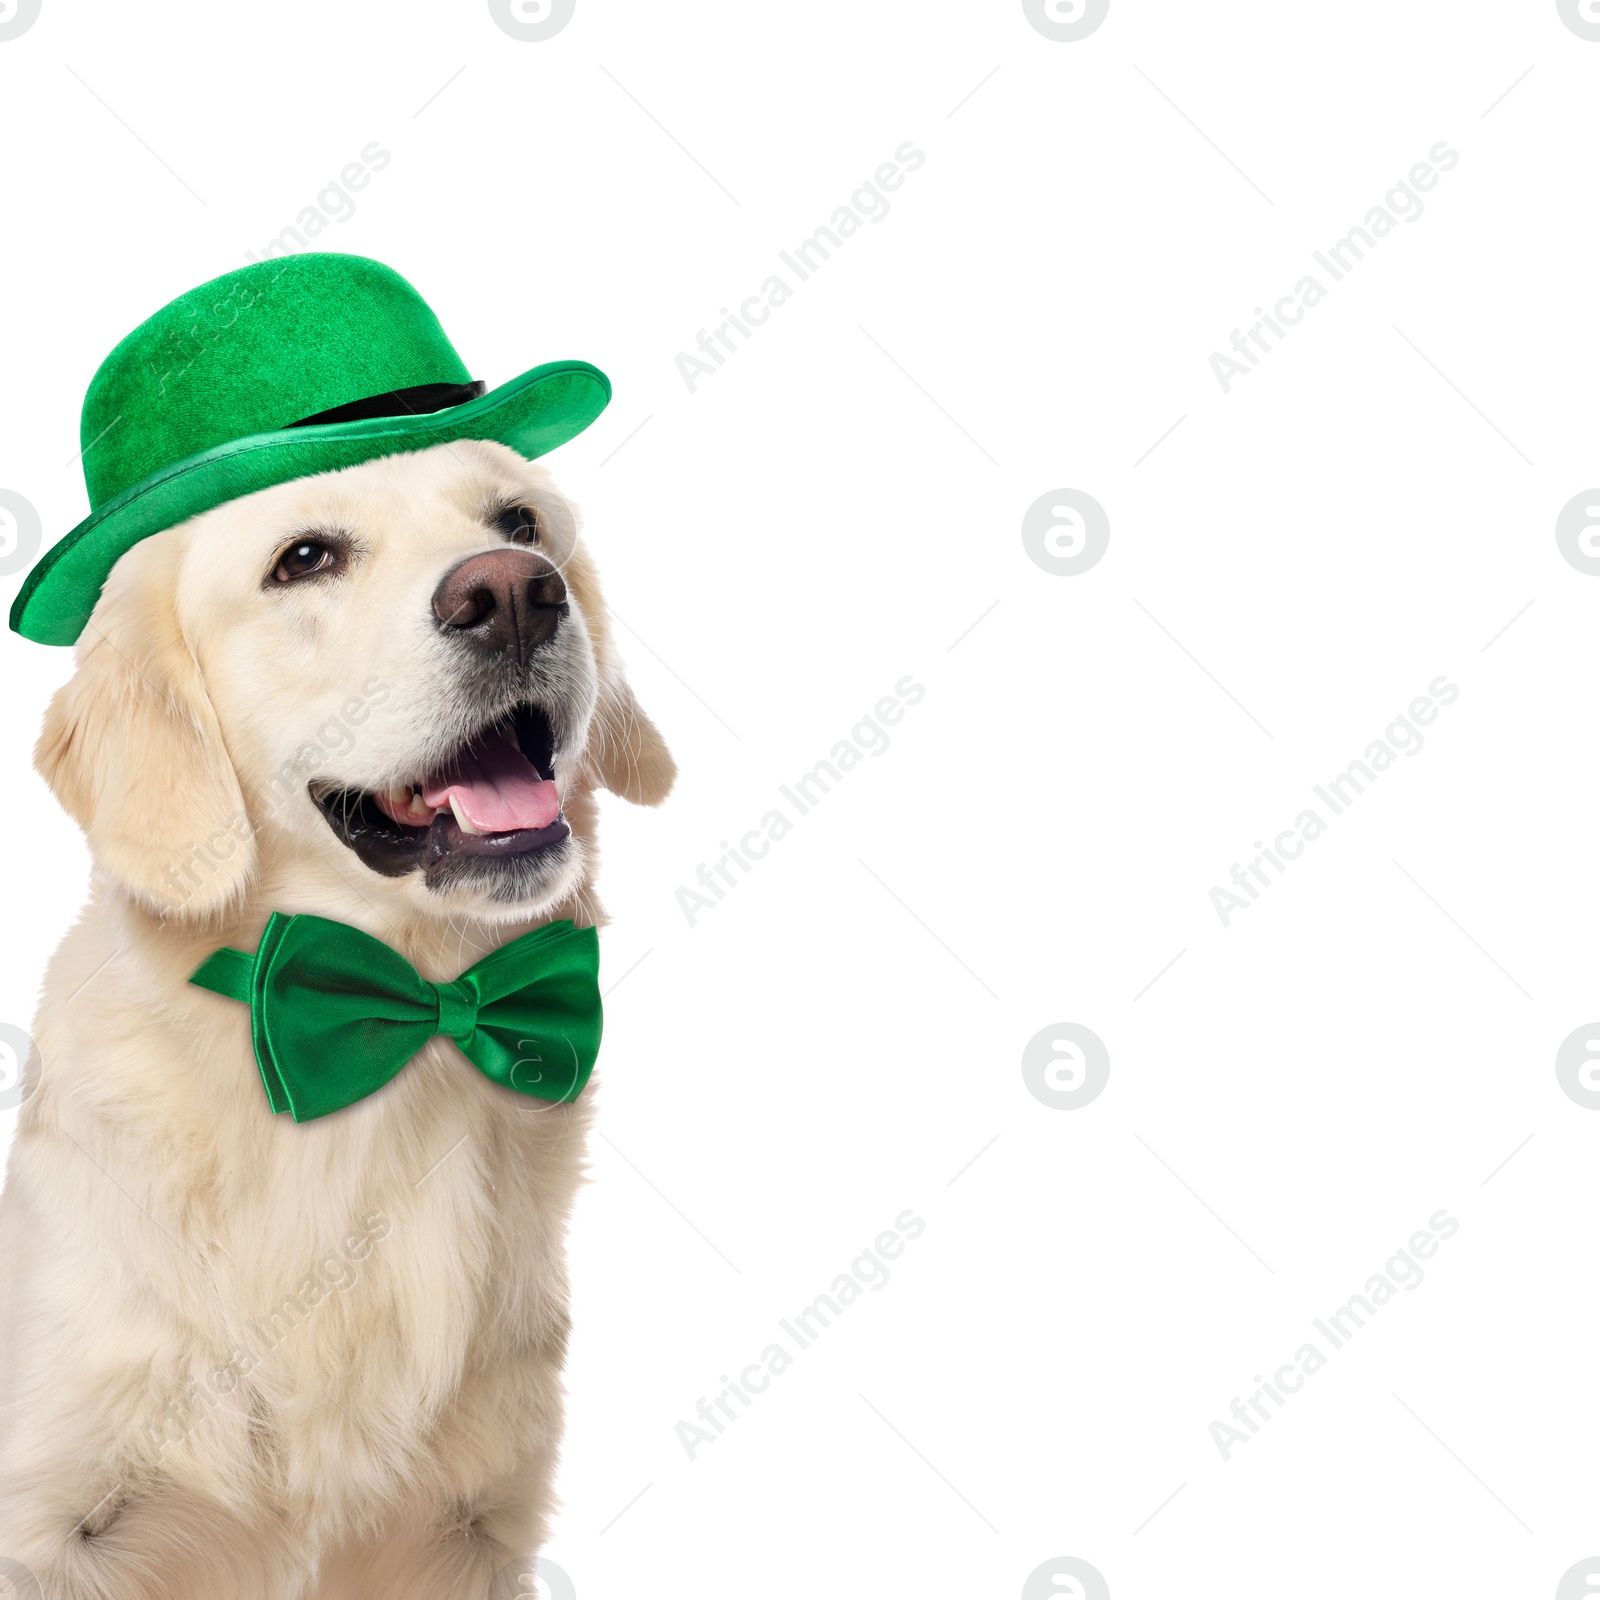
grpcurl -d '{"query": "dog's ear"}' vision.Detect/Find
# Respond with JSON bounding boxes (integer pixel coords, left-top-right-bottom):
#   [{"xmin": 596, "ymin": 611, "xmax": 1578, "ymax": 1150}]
[
  {"xmin": 35, "ymin": 536, "xmax": 256, "ymax": 918},
  {"xmin": 589, "ymin": 667, "xmax": 676, "ymax": 806}
]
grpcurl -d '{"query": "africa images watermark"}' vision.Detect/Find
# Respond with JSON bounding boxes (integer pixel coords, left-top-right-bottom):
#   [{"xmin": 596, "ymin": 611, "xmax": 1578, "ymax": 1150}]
[
  {"xmin": 674, "ymin": 141, "xmax": 926, "ymax": 393},
  {"xmin": 142, "ymin": 1208, "xmax": 392, "ymax": 1462},
  {"xmin": 1209, "ymin": 1209, "xmax": 1459, "ymax": 1461},
  {"xmin": 142, "ymin": 262, "xmax": 292, "ymax": 401},
  {"xmin": 0, "ymin": 0, "xmax": 40, "ymax": 43},
  {"xmin": 129, "ymin": 139, "xmax": 392, "ymax": 391},
  {"xmin": 1208, "ymin": 141, "xmax": 1459, "ymax": 394},
  {"xmin": 244, "ymin": 141, "xmax": 393, "ymax": 263},
  {"xmin": 488, "ymin": 0, "xmax": 575, "ymax": 43},
  {"xmin": 0, "ymin": 488, "xmax": 41, "ymax": 578},
  {"xmin": 1208, "ymin": 674, "xmax": 1459, "ymax": 927},
  {"xmin": 0, "ymin": 1022, "xmax": 40, "ymax": 1113},
  {"xmin": 157, "ymin": 674, "xmax": 392, "ymax": 911},
  {"xmin": 675, "ymin": 675, "xmax": 925, "ymax": 925},
  {"xmin": 675, "ymin": 1209, "xmax": 925, "ymax": 1461}
]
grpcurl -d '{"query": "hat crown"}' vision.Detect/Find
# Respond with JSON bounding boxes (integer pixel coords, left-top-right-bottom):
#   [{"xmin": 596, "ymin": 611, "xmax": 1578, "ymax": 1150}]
[{"xmin": 80, "ymin": 254, "xmax": 471, "ymax": 509}]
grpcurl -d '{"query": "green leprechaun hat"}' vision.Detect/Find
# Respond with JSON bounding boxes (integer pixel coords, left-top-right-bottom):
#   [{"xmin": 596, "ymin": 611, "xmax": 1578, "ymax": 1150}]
[{"xmin": 9, "ymin": 253, "xmax": 611, "ymax": 645}]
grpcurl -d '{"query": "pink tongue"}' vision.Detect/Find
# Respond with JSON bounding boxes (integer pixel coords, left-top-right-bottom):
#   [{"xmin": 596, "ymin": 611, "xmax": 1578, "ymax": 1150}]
[{"xmin": 421, "ymin": 736, "xmax": 561, "ymax": 833}]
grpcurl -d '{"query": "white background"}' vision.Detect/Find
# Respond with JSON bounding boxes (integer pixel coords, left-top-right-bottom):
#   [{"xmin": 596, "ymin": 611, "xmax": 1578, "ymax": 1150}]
[{"xmin": 2, "ymin": 2, "xmax": 1598, "ymax": 1596}]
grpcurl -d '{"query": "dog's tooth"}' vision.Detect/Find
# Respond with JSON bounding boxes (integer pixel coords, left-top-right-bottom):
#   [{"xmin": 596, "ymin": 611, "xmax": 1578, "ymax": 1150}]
[
  {"xmin": 447, "ymin": 794, "xmax": 482, "ymax": 835},
  {"xmin": 408, "ymin": 792, "xmax": 432, "ymax": 819}
]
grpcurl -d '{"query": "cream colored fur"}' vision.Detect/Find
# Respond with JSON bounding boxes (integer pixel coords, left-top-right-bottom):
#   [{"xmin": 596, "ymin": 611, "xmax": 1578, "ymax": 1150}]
[{"xmin": 0, "ymin": 442, "xmax": 673, "ymax": 1599}]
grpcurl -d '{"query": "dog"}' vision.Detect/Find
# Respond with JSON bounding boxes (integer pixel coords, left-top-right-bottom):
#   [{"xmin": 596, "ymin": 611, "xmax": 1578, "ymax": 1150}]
[{"xmin": 0, "ymin": 437, "xmax": 673, "ymax": 1598}]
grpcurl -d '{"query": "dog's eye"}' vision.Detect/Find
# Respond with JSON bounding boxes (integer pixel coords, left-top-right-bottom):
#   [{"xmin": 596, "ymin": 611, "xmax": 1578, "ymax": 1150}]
[
  {"xmin": 494, "ymin": 505, "xmax": 541, "ymax": 545},
  {"xmin": 271, "ymin": 539, "xmax": 336, "ymax": 583}
]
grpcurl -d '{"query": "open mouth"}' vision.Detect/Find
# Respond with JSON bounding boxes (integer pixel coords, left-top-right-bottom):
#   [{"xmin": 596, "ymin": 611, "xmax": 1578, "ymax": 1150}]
[{"xmin": 311, "ymin": 703, "xmax": 571, "ymax": 887}]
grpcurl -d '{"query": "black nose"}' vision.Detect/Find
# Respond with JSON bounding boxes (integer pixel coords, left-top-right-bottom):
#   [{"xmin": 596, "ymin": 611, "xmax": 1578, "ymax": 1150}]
[{"xmin": 432, "ymin": 548, "xmax": 568, "ymax": 666}]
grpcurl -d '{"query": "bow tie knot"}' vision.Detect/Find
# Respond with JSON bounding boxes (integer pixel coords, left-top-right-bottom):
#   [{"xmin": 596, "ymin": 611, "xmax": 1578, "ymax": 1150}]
[
  {"xmin": 431, "ymin": 978, "xmax": 479, "ymax": 1042},
  {"xmin": 190, "ymin": 914, "xmax": 602, "ymax": 1123}
]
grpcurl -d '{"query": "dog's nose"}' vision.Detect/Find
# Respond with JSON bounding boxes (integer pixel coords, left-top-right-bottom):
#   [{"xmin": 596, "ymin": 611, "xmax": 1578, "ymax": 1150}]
[{"xmin": 432, "ymin": 548, "xmax": 568, "ymax": 665}]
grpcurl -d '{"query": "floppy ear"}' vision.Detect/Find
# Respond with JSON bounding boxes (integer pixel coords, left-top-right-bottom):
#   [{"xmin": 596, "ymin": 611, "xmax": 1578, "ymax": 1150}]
[
  {"xmin": 35, "ymin": 537, "xmax": 256, "ymax": 918},
  {"xmin": 589, "ymin": 668, "xmax": 676, "ymax": 806}
]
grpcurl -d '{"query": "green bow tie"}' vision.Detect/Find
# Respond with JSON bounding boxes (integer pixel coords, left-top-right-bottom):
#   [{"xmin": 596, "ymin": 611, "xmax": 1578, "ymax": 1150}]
[{"xmin": 190, "ymin": 914, "xmax": 602, "ymax": 1123}]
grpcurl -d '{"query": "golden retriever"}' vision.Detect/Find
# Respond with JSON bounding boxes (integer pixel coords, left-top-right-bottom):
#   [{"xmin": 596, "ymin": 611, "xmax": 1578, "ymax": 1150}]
[{"xmin": 0, "ymin": 439, "xmax": 674, "ymax": 1599}]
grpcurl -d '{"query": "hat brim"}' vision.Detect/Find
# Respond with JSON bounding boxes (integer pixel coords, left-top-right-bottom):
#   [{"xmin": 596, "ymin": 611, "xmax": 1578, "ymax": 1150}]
[{"xmin": 10, "ymin": 359, "xmax": 611, "ymax": 646}]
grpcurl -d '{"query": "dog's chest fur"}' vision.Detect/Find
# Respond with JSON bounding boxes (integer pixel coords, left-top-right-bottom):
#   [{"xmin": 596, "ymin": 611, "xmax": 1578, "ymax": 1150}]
[{"xmin": 215, "ymin": 1040, "xmax": 586, "ymax": 1521}]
